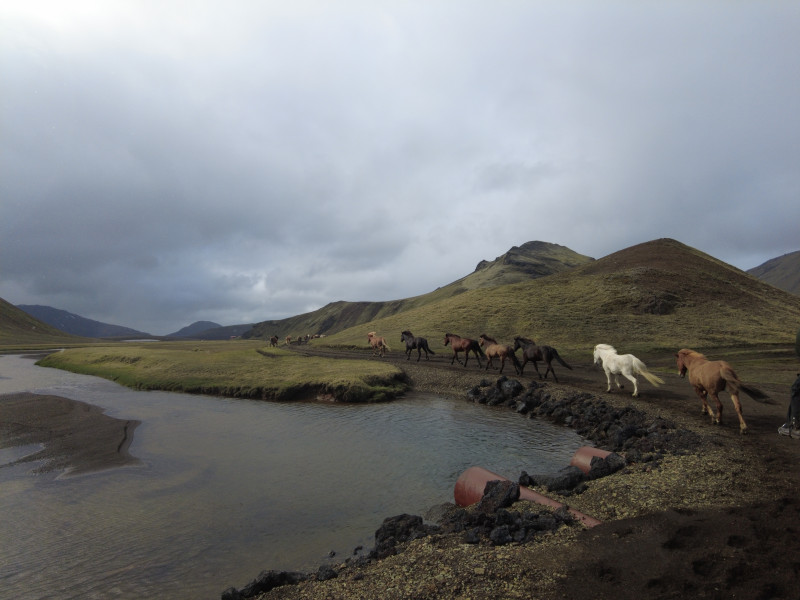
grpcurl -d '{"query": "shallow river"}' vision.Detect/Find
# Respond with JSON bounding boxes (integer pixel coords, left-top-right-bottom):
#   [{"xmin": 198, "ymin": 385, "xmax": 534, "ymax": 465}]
[{"xmin": 0, "ymin": 353, "xmax": 584, "ymax": 599}]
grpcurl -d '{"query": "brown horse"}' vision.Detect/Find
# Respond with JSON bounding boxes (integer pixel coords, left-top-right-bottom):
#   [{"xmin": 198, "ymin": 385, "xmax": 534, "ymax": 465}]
[
  {"xmin": 269, "ymin": 335, "xmax": 279, "ymax": 347},
  {"xmin": 367, "ymin": 332, "xmax": 389, "ymax": 357},
  {"xmin": 285, "ymin": 335, "xmax": 292, "ymax": 345},
  {"xmin": 479, "ymin": 334, "xmax": 521, "ymax": 375},
  {"xmin": 675, "ymin": 348, "xmax": 769, "ymax": 434},
  {"xmin": 443, "ymin": 333, "xmax": 484, "ymax": 368},
  {"xmin": 514, "ymin": 336, "xmax": 573, "ymax": 383}
]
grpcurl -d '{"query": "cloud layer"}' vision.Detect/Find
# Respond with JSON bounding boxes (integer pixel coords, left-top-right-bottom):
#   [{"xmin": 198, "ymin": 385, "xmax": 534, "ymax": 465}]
[{"xmin": 2, "ymin": 1, "xmax": 798, "ymax": 334}]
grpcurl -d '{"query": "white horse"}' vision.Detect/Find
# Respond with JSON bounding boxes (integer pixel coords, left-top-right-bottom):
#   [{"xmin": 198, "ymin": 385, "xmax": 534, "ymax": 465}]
[{"xmin": 593, "ymin": 344, "xmax": 664, "ymax": 397}]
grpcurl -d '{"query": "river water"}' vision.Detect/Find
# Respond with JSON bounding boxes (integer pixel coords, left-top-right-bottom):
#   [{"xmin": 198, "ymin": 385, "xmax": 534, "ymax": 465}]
[{"xmin": 0, "ymin": 353, "xmax": 584, "ymax": 599}]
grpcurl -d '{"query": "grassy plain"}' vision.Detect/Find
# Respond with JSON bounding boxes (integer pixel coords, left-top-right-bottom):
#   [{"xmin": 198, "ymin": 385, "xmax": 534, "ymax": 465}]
[{"xmin": 37, "ymin": 341, "xmax": 408, "ymax": 402}]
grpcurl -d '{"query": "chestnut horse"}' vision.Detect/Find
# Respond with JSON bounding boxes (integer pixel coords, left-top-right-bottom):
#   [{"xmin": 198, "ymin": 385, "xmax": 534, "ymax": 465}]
[
  {"xmin": 367, "ymin": 332, "xmax": 389, "ymax": 357},
  {"xmin": 400, "ymin": 330, "xmax": 435, "ymax": 361},
  {"xmin": 443, "ymin": 333, "xmax": 484, "ymax": 368},
  {"xmin": 513, "ymin": 336, "xmax": 572, "ymax": 382},
  {"xmin": 269, "ymin": 336, "xmax": 279, "ymax": 347},
  {"xmin": 479, "ymin": 334, "xmax": 522, "ymax": 375},
  {"xmin": 675, "ymin": 348, "xmax": 769, "ymax": 434}
]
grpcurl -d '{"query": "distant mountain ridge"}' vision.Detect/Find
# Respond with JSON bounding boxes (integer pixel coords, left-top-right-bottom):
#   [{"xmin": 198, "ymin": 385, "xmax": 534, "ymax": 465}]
[
  {"xmin": 246, "ymin": 240, "xmax": 594, "ymax": 340},
  {"xmin": 747, "ymin": 250, "xmax": 800, "ymax": 295},
  {"xmin": 16, "ymin": 305, "xmax": 150, "ymax": 338},
  {"xmin": 167, "ymin": 321, "xmax": 223, "ymax": 338},
  {"xmin": 4, "ymin": 239, "xmax": 798, "ymax": 347},
  {"xmin": 0, "ymin": 298, "xmax": 80, "ymax": 344}
]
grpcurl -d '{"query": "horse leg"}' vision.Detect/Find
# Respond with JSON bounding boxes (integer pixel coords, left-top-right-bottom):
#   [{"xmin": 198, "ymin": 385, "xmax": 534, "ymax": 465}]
[
  {"xmin": 728, "ymin": 392, "xmax": 748, "ymax": 434},
  {"xmin": 498, "ymin": 356, "xmax": 505, "ymax": 374},
  {"xmin": 622, "ymin": 372, "xmax": 639, "ymax": 397},
  {"xmin": 695, "ymin": 387, "xmax": 715, "ymax": 423},
  {"xmin": 709, "ymin": 391, "xmax": 724, "ymax": 425},
  {"xmin": 518, "ymin": 357, "xmax": 527, "ymax": 375},
  {"xmin": 544, "ymin": 362, "xmax": 558, "ymax": 383},
  {"xmin": 603, "ymin": 369, "xmax": 613, "ymax": 393},
  {"xmin": 532, "ymin": 360, "xmax": 544, "ymax": 380},
  {"xmin": 469, "ymin": 350, "xmax": 480, "ymax": 369}
]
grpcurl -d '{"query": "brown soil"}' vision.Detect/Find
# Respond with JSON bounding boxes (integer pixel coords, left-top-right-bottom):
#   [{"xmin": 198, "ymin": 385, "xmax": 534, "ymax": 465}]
[{"xmin": 254, "ymin": 344, "xmax": 800, "ymax": 600}]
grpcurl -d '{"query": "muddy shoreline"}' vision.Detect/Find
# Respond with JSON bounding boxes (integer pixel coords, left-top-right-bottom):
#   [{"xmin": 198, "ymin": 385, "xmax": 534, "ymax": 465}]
[
  {"xmin": 233, "ymin": 346, "xmax": 800, "ymax": 600},
  {"xmin": 3, "ymin": 347, "xmax": 800, "ymax": 599}
]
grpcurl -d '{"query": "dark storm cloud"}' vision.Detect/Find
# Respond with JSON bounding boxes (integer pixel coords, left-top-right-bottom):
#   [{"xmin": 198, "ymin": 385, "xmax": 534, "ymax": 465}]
[{"xmin": 1, "ymin": 1, "xmax": 798, "ymax": 334}]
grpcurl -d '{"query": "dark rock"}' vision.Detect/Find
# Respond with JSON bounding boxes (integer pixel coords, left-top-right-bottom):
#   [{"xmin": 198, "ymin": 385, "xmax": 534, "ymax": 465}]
[
  {"xmin": 499, "ymin": 378, "xmax": 524, "ymax": 399},
  {"xmin": 370, "ymin": 514, "xmax": 439, "ymax": 559},
  {"xmin": 587, "ymin": 452, "xmax": 627, "ymax": 480},
  {"xmin": 518, "ymin": 470, "xmax": 536, "ymax": 487},
  {"xmin": 537, "ymin": 466, "xmax": 586, "ymax": 493},
  {"xmin": 316, "ymin": 564, "xmax": 338, "ymax": 581},
  {"xmin": 464, "ymin": 527, "xmax": 481, "ymax": 544},
  {"xmin": 230, "ymin": 570, "xmax": 308, "ymax": 599},
  {"xmin": 476, "ymin": 479, "xmax": 520, "ymax": 513},
  {"xmin": 489, "ymin": 525, "xmax": 513, "ymax": 545}
]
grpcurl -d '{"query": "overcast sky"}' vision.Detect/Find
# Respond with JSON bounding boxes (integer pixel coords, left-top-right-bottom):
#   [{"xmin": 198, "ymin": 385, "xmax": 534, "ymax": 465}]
[{"xmin": 2, "ymin": 1, "xmax": 798, "ymax": 335}]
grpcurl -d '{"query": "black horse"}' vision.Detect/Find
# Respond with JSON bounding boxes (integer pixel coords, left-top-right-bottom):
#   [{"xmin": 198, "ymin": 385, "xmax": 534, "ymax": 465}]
[
  {"xmin": 513, "ymin": 336, "xmax": 572, "ymax": 382},
  {"xmin": 400, "ymin": 330, "xmax": 436, "ymax": 361}
]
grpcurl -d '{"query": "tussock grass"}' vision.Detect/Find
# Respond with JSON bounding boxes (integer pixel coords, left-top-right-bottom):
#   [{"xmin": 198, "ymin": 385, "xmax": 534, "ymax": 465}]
[{"xmin": 37, "ymin": 341, "xmax": 408, "ymax": 402}]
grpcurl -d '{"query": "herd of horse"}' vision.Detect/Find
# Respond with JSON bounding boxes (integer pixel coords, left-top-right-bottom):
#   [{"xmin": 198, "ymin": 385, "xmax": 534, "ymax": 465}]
[{"xmin": 361, "ymin": 330, "xmax": 770, "ymax": 434}]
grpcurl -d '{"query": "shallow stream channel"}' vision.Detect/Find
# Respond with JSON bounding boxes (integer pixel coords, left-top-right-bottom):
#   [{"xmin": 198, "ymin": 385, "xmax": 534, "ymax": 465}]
[{"xmin": 0, "ymin": 353, "xmax": 584, "ymax": 599}]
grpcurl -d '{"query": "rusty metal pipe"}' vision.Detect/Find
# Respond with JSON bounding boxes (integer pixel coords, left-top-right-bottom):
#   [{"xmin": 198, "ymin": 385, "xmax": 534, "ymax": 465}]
[{"xmin": 454, "ymin": 465, "xmax": 602, "ymax": 528}]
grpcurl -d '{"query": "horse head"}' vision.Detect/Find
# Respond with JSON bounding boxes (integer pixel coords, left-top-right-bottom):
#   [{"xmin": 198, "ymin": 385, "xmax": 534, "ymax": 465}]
[
  {"xmin": 593, "ymin": 346, "xmax": 603, "ymax": 366},
  {"xmin": 514, "ymin": 336, "xmax": 534, "ymax": 350},
  {"xmin": 675, "ymin": 349, "xmax": 694, "ymax": 377}
]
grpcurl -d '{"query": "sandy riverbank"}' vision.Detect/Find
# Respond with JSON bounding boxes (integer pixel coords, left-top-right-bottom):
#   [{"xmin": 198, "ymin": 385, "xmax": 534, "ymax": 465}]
[{"xmin": 0, "ymin": 392, "xmax": 140, "ymax": 476}]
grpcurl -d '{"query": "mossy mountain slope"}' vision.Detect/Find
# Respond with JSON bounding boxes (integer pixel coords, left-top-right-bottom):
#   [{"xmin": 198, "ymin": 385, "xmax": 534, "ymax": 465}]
[
  {"xmin": 318, "ymin": 238, "xmax": 800, "ymax": 355},
  {"xmin": 245, "ymin": 241, "xmax": 592, "ymax": 340},
  {"xmin": 747, "ymin": 250, "xmax": 800, "ymax": 296},
  {"xmin": 0, "ymin": 297, "xmax": 86, "ymax": 346}
]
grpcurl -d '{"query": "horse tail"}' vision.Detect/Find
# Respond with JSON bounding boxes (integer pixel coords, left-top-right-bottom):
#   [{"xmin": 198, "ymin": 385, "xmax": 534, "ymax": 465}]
[
  {"xmin": 721, "ymin": 367, "xmax": 771, "ymax": 403},
  {"xmin": 633, "ymin": 357, "xmax": 664, "ymax": 387},
  {"xmin": 552, "ymin": 348, "xmax": 572, "ymax": 370},
  {"xmin": 426, "ymin": 343, "xmax": 435, "ymax": 355}
]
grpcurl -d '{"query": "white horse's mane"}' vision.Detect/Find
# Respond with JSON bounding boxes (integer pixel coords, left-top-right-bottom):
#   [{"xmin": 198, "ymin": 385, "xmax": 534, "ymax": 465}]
[{"xmin": 594, "ymin": 343, "xmax": 617, "ymax": 354}]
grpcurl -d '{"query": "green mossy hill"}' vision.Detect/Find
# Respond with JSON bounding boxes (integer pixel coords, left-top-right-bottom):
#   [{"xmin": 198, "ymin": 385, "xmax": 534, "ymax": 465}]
[
  {"xmin": 36, "ymin": 341, "xmax": 408, "ymax": 402},
  {"xmin": 316, "ymin": 239, "xmax": 800, "ymax": 359},
  {"xmin": 245, "ymin": 241, "xmax": 593, "ymax": 340},
  {"xmin": 0, "ymin": 297, "xmax": 89, "ymax": 349}
]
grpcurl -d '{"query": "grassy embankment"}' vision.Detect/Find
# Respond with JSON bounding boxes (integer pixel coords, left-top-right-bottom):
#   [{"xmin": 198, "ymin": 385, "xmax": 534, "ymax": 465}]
[{"xmin": 37, "ymin": 341, "xmax": 408, "ymax": 402}]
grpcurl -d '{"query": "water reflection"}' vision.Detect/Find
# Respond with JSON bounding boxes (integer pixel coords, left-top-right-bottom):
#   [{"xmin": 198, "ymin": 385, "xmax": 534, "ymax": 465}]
[{"xmin": 0, "ymin": 354, "xmax": 584, "ymax": 599}]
